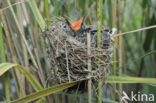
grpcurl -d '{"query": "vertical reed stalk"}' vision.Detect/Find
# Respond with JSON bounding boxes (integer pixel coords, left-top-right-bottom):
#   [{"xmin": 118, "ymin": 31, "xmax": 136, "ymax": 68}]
[
  {"xmin": 4, "ymin": 1, "xmax": 46, "ymax": 89},
  {"xmin": 85, "ymin": 1, "xmax": 92, "ymax": 24},
  {"xmin": 87, "ymin": 32, "xmax": 92, "ymax": 103},
  {"xmin": 108, "ymin": 1, "xmax": 116, "ymax": 100},
  {"xmin": 44, "ymin": 0, "xmax": 50, "ymax": 26},
  {"xmin": 6, "ymin": 0, "xmax": 38, "ymax": 69},
  {"xmin": 117, "ymin": 0, "xmax": 123, "ymax": 102},
  {"xmin": 97, "ymin": 0, "xmax": 102, "ymax": 103},
  {"xmin": 108, "ymin": 0, "xmax": 112, "ymax": 28},
  {"xmin": 1, "ymin": 6, "xmax": 26, "ymax": 97},
  {"xmin": 112, "ymin": 0, "xmax": 117, "ymax": 100},
  {"xmin": 112, "ymin": 0, "xmax": 117, "ymax": 76},
  {"xmin": 4, "ymin": 16, "xmax": 21, "ymax": 97},
  {"xmin": 17, "ymin": 1, "xmax": 27, "ymax": 96},
  {"xmin": 0, "ymin": 9, "xmax": 10, "ymax": 102},
  {"xmin": 27, "ymin": 0, "xmax": 48, "ymax": 87},
  {"xmin": 0, "ymin": 13, "xmax": 6, "ymax": 63}
]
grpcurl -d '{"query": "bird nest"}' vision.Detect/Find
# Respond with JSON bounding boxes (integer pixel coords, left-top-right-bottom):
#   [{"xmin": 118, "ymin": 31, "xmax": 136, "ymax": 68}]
[{"xmin": 42, "ymin": 18, "xmax": 114, "ymax": 85}]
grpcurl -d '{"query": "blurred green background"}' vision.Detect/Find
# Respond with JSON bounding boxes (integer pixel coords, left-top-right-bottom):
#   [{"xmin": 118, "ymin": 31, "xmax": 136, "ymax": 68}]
[{"xmin": 0, "ymin": 0, "xmax": 156, "ymax": 103}]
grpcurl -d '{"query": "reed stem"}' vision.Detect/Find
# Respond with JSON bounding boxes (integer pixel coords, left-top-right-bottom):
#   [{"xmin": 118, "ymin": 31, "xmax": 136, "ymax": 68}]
[
  {"xmin": 97, "ymin": 0, "xmax": 102, "ymax": 103},
  {"xmin": 0, "ymin": 11, "xmax": 10, "ymax": 102}
]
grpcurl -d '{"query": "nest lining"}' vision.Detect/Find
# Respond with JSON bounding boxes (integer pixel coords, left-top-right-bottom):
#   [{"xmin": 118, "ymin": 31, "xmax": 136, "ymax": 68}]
[{"xmin": 43, "ymin": 17, "xmax": 114, "ymax": 85}]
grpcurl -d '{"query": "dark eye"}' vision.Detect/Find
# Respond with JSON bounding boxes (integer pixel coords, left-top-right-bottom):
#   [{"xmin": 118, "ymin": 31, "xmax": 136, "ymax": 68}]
[{"xmin": 64, "ymin": 25, "xmax": 66, "ymax": 28}]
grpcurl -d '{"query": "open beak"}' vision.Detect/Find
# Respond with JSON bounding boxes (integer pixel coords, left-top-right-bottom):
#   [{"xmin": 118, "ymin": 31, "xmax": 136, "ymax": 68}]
[{"xmin": 69, "ymin": 17, "xmax": 84, "ymax": 31}]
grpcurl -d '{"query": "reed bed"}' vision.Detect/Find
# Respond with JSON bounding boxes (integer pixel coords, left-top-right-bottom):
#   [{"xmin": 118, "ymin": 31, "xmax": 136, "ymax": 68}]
[{"xmin": 0, "ymin": 0, "xmax": 156, "ymax": 103}]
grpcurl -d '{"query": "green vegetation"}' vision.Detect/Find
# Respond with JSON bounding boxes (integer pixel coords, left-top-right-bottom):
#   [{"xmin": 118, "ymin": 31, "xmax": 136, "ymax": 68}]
[{"xmin": 0, "ymin": 0, "xmax": 156, "ymax": 103}]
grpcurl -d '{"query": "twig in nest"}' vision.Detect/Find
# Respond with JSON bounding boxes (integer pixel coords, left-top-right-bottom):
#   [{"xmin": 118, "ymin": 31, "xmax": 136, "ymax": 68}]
[{"xmin": 65, "ymin": 41, "xmax": 71, "ymax": 82}]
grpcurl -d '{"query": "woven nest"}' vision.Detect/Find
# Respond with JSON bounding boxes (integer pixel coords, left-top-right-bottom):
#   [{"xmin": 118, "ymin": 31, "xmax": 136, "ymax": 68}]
[{"xmin": 43, "ymin": 17, "xmax": 114, "ymax": 85}]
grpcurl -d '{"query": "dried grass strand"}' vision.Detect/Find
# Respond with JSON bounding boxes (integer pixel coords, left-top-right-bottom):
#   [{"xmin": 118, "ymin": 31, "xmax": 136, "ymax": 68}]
[
  {"xmin": 114, "ymin": 25, "xmax": 156, "ymax": 37},
  {"xmin": 0, "ymin": 0, "xmax": 29, "ymax": 12}
]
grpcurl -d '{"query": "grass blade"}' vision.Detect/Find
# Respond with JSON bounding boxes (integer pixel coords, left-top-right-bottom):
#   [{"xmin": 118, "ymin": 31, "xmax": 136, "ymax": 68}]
[
  {"xmin": 11, "ymin": 81, "xmax": 78, "ymax": 103},
  {"xmin": 106, "ymin": 76, "xmax": 156, "ymax": 83},
  {"xmin": 102, "ymin": 98, "xmax": 119, "ymax": 103},
  {"xmin": 0, "ymin": 63, "xmax": 45, "ymax": 102},
  {"xmin": 28, "ymin": 0, "xmax": 46, "ymax": 31},
  {"xmin": 0, "ymin": 63, "xmax": 42, "ymax": 90}
]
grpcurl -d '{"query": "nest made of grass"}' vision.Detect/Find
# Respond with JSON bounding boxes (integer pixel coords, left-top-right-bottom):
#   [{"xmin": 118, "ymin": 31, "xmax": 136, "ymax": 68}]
[{"xmin": 42, "ymin": 17, "xmax": 114, "ymax": 85}]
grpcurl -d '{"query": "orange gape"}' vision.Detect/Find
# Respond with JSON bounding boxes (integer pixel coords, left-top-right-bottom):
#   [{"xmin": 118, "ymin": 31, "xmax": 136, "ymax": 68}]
[{"xmin": 70, "ymin": 17, "xmax": 83, "ymax": 31}]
